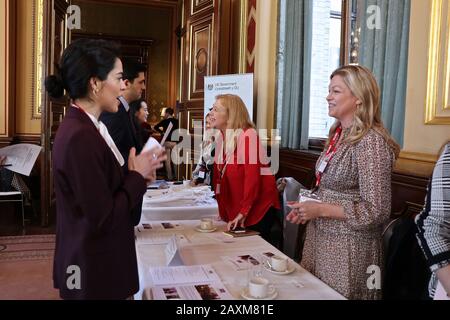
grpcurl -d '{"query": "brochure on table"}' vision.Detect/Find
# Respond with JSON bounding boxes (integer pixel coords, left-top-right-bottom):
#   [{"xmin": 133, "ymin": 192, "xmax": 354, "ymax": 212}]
[
  {"xmin": 221, "ymin": 251, "xmax": 277, "ymax": 271},
  {"xmin": 149, "ymin": 265, "xmax": 234, "ymax": 300},
  {"xmin": 135, "ymin": 222, "xmax": 188, "ymax": 246}
]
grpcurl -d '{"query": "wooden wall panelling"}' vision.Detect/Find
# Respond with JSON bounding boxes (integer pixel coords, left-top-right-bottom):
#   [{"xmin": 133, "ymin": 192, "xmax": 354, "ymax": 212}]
[
  {"xmin": 181, "ymin": 0, "xmax": 219, "ymax": 105},
  {"xmin": 71, "ymin": 32, "xmax": 154, "ymax": 102},
  {"xmin": 277, "ymin": 149, "xmax": 320, "ymax": 189},
  {"xmin": 191, "ymin": 0, "xmax": 214, "ymax": 16},
  {"xmin": 278, "ymin": 149, "xmax": 430, "ymax": 218},
  {"xmin": 13, "ymin": 135, "xmax": 41, "ymax": 145},
  {"xmin": 7, "ymin": 0, "xmax": 15, "ymax": 139},
  {"xmin": 391, "ymin": 173, "xmax": 428, "ymax": 215},
  {"xmin": 40, "ymin": 0, "xmax": 70, "ymax": 226},
  {"xmin": 178, "ymin": 0, "xmax": 240, "ymax": 179},
  {"xmin": 86, "ymin": 0, "xmax": 180, "ymax": 109},
  {"xmin": 216, "ymin": 0, "xmax": 241, "ymax": 75},
  {"xmin": 178, "ymin": 0, "xmax": 219, "ymax": 178},
  {"xmin": 0, "ymin": 0, "xmax": 16, "ymax": 147},
  {"xmin": 188, "ymin": 15, "xmax": 214, "ymax": 101}
]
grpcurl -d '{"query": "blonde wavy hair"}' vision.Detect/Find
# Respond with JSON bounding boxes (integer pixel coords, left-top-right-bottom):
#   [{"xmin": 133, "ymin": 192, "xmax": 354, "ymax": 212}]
[
  {"xmin": 326, "ymin": 65, "xmax": 400, "ymax": 158},
  {"xmin": 215, "ymin": 94, "xmax": 256, "ymax": 157}
]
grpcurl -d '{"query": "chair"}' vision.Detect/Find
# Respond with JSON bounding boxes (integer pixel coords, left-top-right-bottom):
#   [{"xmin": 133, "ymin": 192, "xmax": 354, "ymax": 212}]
[
  {"xmin": 0, "ymin": 191, "xmax": 25, "ymax": 228},
  {"xmin": 382, "ymin": 214, "xmax": 431, "ymax": 299},
  {"xmin": 381, "ymin": 216, "xmax": 401, "ymax": 262},
  {"xmin": 277, "ymin": 177, "xmax": 307, "ymax": 262}
]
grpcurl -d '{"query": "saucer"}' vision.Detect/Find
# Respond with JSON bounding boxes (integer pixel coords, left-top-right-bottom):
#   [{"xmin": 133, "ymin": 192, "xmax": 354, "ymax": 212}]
[
  {"xmin": 195, "ymin": 225, "xmax": 217, "ymax": 233},
  {"xmin": 240, "ymin": 287, "xmax": 278, "ymax": 300},
  {"xmin": 263, "ymin": 262, "xmax": 296, "ymax": 275}
]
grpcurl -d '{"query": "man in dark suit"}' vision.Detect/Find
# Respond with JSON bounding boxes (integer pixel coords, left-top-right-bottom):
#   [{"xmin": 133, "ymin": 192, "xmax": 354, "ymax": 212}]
[
  {"xmin": 100, "ymin": 58, "xmax": 147, "ymax": 164},
  {"xmin": 99, "ymin": 58, "xmax": 147, "ymax": 226}
]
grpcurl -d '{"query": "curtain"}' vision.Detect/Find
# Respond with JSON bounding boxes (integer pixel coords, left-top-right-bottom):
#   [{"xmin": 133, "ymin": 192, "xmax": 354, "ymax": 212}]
[
  {"xmin": 277, "ymin": 0, "xmax": 313, "ymax": 149},
  {"xmin": 358, "ymin": 0, "xmax": 411, "ymax": 147}
]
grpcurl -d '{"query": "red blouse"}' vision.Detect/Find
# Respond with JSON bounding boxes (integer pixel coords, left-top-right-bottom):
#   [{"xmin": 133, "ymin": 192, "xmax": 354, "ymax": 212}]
[{"xmin": 213, "ymin": 129, "xmax": 280, "ymax": 227}]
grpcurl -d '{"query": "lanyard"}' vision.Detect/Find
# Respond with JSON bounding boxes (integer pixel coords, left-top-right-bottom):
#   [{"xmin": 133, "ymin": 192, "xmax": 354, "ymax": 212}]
[
  {"xmin": 314, "ymin": 126, "xmax": 342, "ymax": 190},
  {"xmin": 217, "ymin": 150, "xmax": 230, "ymax": 180},
  {"xmin": 215, "ymin": 150, "xmax": 231, "ymax": 196},
  {"xmin": 72, "ymin": 103, "xmax": 86, "ymax": 114}
]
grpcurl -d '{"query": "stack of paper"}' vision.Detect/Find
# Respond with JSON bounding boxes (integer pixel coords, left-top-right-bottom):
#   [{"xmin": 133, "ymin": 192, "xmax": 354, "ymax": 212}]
[{"xmin": 143, "ymin": 185, "xmax": 215, "ymax": 207}]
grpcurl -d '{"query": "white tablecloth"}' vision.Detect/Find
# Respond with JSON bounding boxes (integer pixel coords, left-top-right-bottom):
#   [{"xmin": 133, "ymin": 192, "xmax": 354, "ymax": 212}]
[
  {"xmin": 140, "ymin": 185, "xmax": 218, "ymax": 221},
  {"xmin": 135, "ymin": 219, "xmax": 346, "ymax": 300}
]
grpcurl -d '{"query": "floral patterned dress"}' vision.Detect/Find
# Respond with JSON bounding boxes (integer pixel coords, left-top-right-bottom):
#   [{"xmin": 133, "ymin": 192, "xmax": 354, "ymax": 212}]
[{"xmin": 300, "ymin": 129, "xmax": 396, "ymax": 300}]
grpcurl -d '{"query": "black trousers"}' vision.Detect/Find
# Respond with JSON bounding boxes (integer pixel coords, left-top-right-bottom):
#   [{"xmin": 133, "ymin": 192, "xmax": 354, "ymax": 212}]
[{"xmin": 248, "ymin": 207, "xmax": 278, "ymax": 245}]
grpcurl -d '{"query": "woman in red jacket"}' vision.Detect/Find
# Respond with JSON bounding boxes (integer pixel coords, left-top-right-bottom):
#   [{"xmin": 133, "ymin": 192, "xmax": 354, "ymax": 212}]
[{"xmin": 210, "ymin": 94, "xmax": 280, "ymax": 242}]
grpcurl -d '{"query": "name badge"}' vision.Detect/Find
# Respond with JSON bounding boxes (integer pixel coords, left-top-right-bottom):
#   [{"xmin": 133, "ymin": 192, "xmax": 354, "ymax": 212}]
[
  {"xmin": 199, "ymin": 171, "xmax": 206, "ymax": 179},
  {"xmin": 299, "ymin": 195, "xmax": 321, "ymax": 203},
  {"xmin": 318, "ymin": 158, "xmax": 328, "ymax": 173},
  {"xmin": 298, "ymin": 189, "xmax": 322, "ymax": 203},
  {"xmin": 215, "ymin": 183, "xmax": 221, "ymax": 195}
]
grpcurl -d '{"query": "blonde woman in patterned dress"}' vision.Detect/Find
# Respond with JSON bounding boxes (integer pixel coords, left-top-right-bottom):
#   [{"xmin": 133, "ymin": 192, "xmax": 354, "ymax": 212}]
[{"xmin": 287, "ymin": 65, "xmax": 400, "ymax": 299}]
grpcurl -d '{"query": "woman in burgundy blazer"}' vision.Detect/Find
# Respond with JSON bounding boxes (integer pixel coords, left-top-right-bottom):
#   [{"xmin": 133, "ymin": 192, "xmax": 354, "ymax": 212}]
[
  {"xmin": 45, "ymin": 39, "xmax": 165, "ymax": 299},
  {"xmin": 210, "ymin": 94, "xmax": 280, "ymax": 242}
]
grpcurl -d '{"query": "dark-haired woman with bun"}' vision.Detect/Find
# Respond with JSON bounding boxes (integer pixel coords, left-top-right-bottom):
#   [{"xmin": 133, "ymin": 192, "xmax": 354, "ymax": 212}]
[{"xmin": 46, "ymin": 39, "xmax": 166, "ymax": 300}]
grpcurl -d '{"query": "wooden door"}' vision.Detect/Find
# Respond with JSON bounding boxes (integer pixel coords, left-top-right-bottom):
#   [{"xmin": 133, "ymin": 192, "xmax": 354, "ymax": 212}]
[
  {"xmin": 178, "ymin": 0, "xmax": 242, "ymax": 179},
  {"xmin": 40, "ymin": 0, "xmax": 70, "ymax": 226},
  {"xmin": 71, "ymin": 32, "xmax": 153, "ymax": 102}
]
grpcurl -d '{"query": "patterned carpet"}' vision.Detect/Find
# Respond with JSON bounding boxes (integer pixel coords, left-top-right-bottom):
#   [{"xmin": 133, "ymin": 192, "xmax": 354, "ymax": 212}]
[{"xmin": 0, "ymin": 234, "xmax": 60, "ymax": 300}]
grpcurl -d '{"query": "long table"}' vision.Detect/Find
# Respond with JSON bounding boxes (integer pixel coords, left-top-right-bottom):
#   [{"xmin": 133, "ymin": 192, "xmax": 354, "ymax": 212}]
[{"xmin": 134, "ymin": 219, "xmax": 346, "ymax": 300}]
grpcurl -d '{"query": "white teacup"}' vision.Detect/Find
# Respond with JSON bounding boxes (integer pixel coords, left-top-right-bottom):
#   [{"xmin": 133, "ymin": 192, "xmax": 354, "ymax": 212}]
[
  {"xmin": 248, "ymin": 276, "xmax": 271, "ymax": 298},
  {"xmin": 183, "ymin": 180, "xmax": 191, "ymax": 187},
  {"xmin": 200, "ymin": 218, "xmax": 213, "ymax": 230},
  {"xmin": 270, "ymin": 255, "xmax": 288, "ymax": 272}
]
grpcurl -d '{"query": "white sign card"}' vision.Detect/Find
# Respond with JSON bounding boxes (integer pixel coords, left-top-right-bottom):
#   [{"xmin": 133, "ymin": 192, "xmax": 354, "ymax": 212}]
[
  {"xmin": 165, "ymin": 236, "xmax": 184, "ymax": 266},
  {"xmin": 204, "ymin": 73, "xmax": 254, "ymax": 120}
]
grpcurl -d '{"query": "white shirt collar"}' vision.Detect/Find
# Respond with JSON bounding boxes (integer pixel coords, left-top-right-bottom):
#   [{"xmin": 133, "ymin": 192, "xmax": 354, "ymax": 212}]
[{"xmin": 118, "ymin": 96, "xmax": 130, "ymax": 112}]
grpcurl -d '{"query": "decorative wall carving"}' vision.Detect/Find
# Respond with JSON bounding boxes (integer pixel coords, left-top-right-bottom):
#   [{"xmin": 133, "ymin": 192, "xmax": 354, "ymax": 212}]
[
  {"xmin": 246, "ymin": 0, "xmax": 256, "ymax": 73},
  {"xmin": 189, "ymin": 17, "xmax": 213, "ymax": 100},
  {"xmin": 191, "ymin": 0, "xmax": 214, "ymax": 16}
]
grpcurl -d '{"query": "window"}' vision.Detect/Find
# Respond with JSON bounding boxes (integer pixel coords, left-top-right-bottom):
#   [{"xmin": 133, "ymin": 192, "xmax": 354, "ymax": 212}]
[
  {"xmin": 277, "ymin": 0, "xmax": 359, "ymax": 144},
  {"xmin": 277, "ymin": 0, "xmax": 410, "ymax": 149},
  {"xmin": 310, "ymin": 0, "xmax": 359, "ymax": 139},
  {"xmin": 308, "ymin": 0, "xmax": 344, "ymax": 139}
]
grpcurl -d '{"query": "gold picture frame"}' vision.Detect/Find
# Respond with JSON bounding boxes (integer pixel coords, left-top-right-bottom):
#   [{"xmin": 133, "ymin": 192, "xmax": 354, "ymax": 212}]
[
  {"xmin": 425, "ymin": 0, "xmax": 450, "ymax": 124},
  {"xmin": 31, "ymin": 0, "xmax": 44, "ymax": 119}
]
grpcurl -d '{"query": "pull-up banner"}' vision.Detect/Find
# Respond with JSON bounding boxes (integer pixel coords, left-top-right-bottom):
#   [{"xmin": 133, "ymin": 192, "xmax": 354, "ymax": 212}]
[{"xmin": 204, "ymin": 73, "xmax": 254, "ymax": 120}]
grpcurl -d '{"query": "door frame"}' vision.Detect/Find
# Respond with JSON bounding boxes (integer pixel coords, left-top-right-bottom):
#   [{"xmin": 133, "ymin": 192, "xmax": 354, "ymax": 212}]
[{"xmin": 38, "ymin": 0, "xmax": 181, "ymax": 226}]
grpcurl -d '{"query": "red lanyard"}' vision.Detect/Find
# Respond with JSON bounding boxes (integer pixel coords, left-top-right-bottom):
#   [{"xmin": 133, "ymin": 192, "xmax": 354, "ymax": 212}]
[
  {"xmin": 72, "ymin": 103, "xmax": 85, "ymax": 113},
  {"xmin": 217, "ymin": 150, "xmax": 230, "ymax": 180},
  {"xmin": 314, "ymin": 126, "xmax": 342, "ymax": 189}
]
